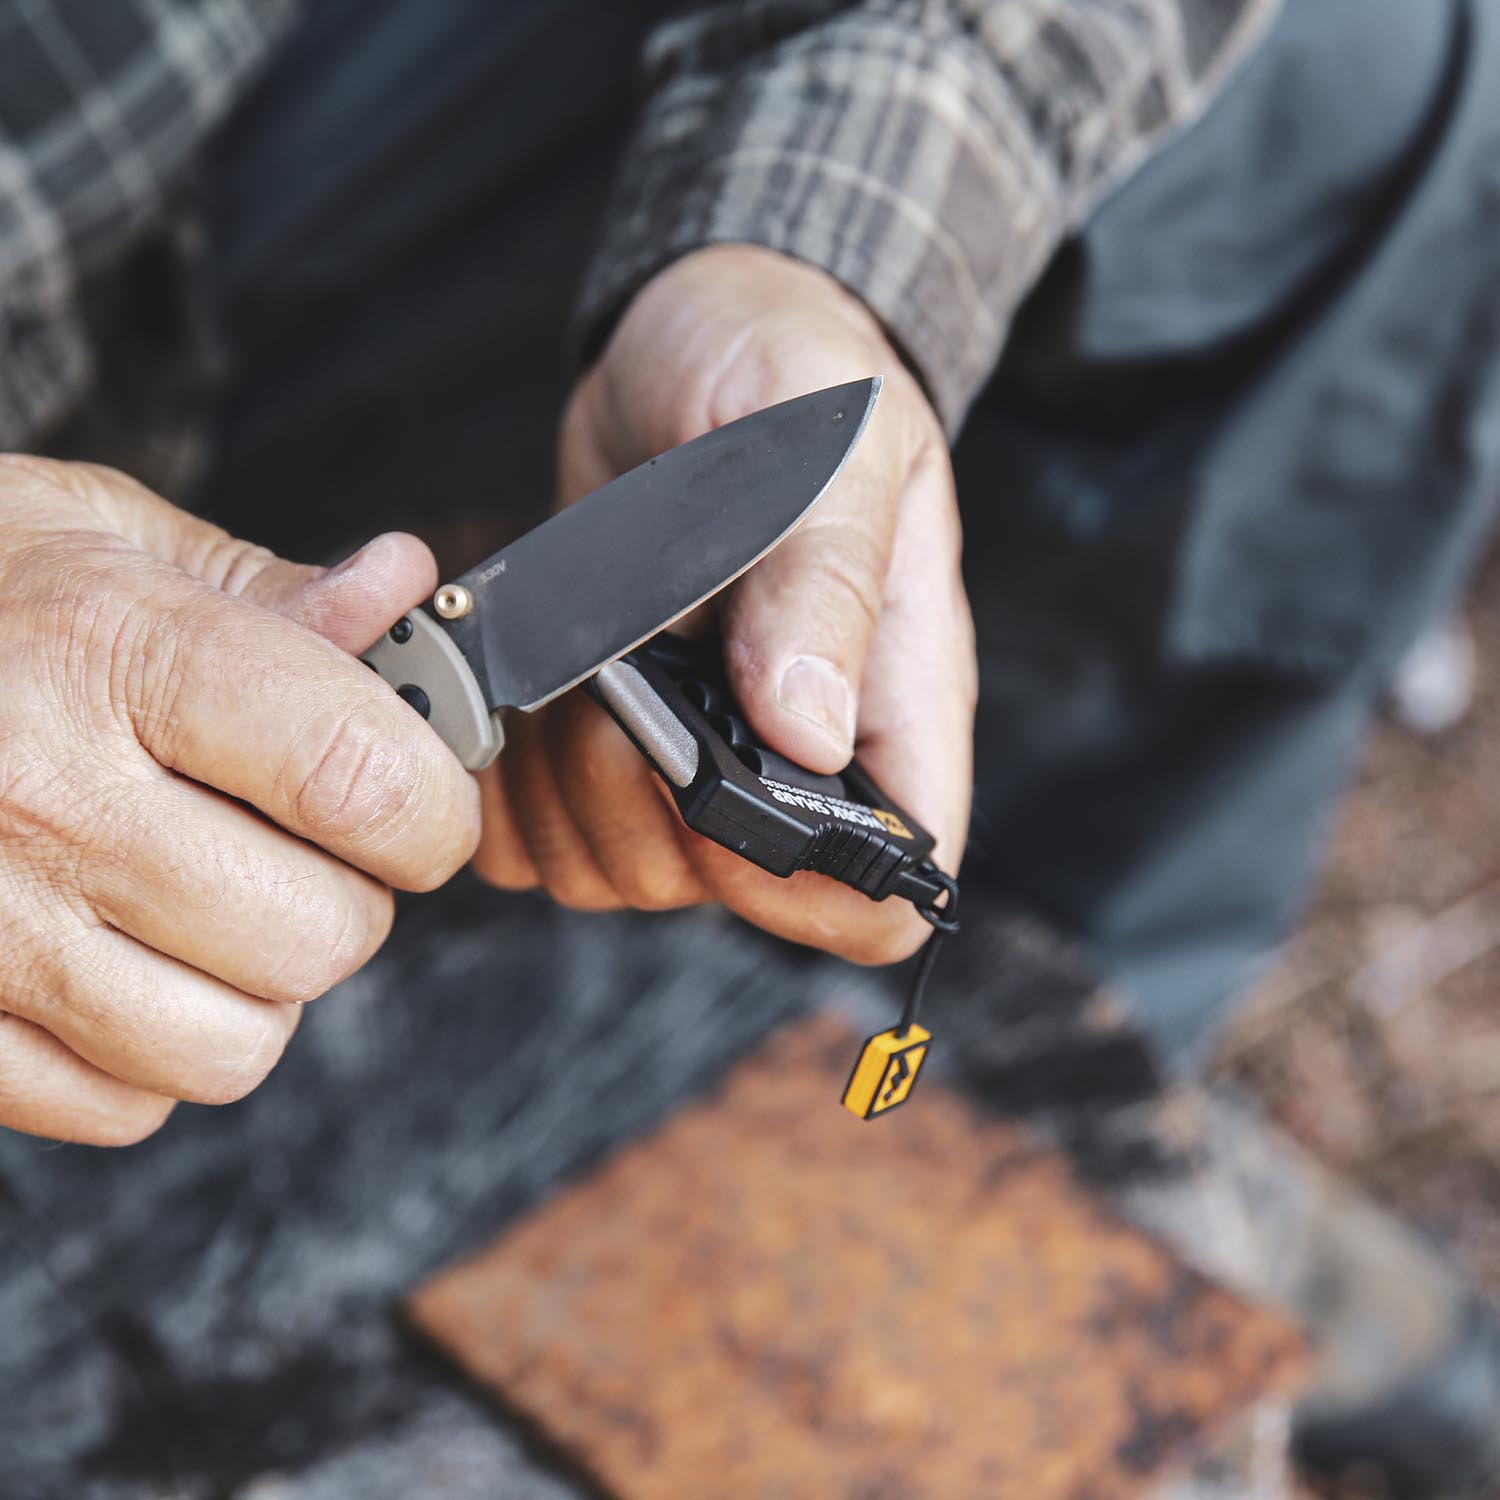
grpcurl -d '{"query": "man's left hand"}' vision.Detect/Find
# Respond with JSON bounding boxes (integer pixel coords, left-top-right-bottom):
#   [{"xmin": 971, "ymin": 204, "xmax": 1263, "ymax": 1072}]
[{"xmin": 471, "ymin": 245, "xmax": 976, "ymax": 965}]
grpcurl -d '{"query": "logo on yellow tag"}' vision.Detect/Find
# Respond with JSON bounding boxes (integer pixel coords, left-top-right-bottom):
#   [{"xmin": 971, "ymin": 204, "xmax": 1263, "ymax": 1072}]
[
  {"xmin": 871, "ymin": 808, "xmax": 914, "ymax": 840},
  {"xmin": 842, "ymin": 1025, "xmax": 931, "ymax": 1120}
]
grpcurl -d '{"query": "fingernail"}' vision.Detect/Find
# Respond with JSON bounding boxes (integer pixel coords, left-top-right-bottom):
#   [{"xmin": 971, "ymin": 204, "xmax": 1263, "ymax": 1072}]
[
  {"xmin": 776, "ymin": 655, "xmax": 855, "ymax": 749},
  {"xmin": 325, "ymin": 537, "xmax": 380, "ymax": 578}
]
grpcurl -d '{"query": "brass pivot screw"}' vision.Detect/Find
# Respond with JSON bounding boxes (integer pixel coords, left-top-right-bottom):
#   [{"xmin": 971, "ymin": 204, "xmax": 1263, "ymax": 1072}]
[{"xmin": 433, "ymin": 583, "xmax": 474, "ymax": 620}]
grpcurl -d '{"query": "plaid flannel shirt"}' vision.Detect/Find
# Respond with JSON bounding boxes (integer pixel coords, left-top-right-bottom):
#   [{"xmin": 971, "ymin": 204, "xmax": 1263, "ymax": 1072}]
[
  {"xmin": 0, "ymin": 0, "xmax": 1276, "ymax": 452},
  {"xmin": 580, "ymin": 0, "xmax": 1282, "ymax": 433}
]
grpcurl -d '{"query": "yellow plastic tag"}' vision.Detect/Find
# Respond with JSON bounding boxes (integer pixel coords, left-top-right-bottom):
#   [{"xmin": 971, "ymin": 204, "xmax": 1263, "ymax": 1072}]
[{"xmin": 841, "ymin": 1024, "xmax": 931, "ymax": 1120}]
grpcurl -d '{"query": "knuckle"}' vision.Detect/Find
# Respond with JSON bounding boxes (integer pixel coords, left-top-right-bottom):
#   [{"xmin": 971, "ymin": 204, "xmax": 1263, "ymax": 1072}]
[
  {"xmin": 182, "ymin": 533, "xmax": 276, "ymax": 599},
  {"xmin": 288, "ymin": 700, "xmax": 424, "ymax": 850},
  {"xmin": 0, "ymin": 765, "xmax": 76, "ymax": 899},
  {"xmin": 1, "ymin": 908, "xmax": 89, "ymax": 1023},
  {"xmin": 263, "ymin": 887, "xmax": 392, "ymax": 1003},
  {"xmin": 115, "ymin": 589, "xmax": 198, "ymax": 754},
  {"xmin": 1, "ymin": 547, "xmax": 143, "ymax": 750},
  {"xmin": 284, "ymin": 695, "xmax": 479, "ymax": 892},
  {"xmin": 67, "ymin": 460, "xmax": 137, "ymax": 495},
  {"xmin": 69, "ymin": 776, "xmax": 168, "ymax": 898}
]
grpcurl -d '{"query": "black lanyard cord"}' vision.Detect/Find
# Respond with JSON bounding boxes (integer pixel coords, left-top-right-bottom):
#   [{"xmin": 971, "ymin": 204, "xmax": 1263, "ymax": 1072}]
[{"xmin": 897, "ymin": 867, "xmax": 959, "ymax": 1037}]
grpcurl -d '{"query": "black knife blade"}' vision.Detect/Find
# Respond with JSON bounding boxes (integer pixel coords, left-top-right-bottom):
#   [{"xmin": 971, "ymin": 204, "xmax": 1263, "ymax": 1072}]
[{"xmin": 363, "ymin": 378, "xmax": 881, "ymax": 769}]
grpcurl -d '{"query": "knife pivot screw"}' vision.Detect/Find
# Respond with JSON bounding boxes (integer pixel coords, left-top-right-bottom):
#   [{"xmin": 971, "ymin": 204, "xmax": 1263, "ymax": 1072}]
[
  {"xmin": 396, "ymin": 684, "xmax": 432, "ymax": 720},
  {"xmin": 388, "ymin": 617, "xmax": 414, "ymax": 645},
  {"xmin": 433, "ymin": 584, "xmax": 473, "ymax": 620}
]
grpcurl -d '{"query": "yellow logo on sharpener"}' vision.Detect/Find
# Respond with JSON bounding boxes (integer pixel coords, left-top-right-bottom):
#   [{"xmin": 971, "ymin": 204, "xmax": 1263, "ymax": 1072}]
[
  {"xmin": 871, "ymin": 809, "xmax": 914, "ymax": 840},
  {"xmin": 842, "ymin": 1025, "xmax": 931, "ymax": 1120}
]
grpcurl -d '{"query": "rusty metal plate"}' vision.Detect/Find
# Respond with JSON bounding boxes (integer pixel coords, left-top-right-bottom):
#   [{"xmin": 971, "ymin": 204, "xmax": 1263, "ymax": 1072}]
[{"xmin": 409, "ymin": 1015, "xmax": 1304, "ymax": 1500}]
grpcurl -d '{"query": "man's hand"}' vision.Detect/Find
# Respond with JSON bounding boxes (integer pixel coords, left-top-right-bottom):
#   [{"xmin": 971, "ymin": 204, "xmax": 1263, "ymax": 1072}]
[
  {"xmin": 474, "ymin": 245, "xmax": 975, "ymax": 964},
  {"xmin": 0, "ymin": 457, "xmax": 479, "ymax": 1145}
]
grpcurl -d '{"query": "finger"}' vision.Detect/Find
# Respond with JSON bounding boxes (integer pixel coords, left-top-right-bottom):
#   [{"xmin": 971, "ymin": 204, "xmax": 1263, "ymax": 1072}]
[
  {"xmin": 720, "ymin": 405, "xmax": 914, "ymax": 775},
  {"xmin": 0, "ymin": 1013, "xmax": 175, "ymax": 1147},
  {"xmin": 15, "ymin": 925, "xmax": 302, "ymax": 1107},
  {"xmin": 241, "ymin": 531, "xmax": 440, "ymax": 656},
  {"xmin": 687, "ymin": 444, "xmax": 969, "ymax": 965},
  {"xmin": 472, "ymin": 756, "xmax": 542, "ymax": 891},
  {"xmin": 544, "ymin": 692, "xmax": 711, "ymax": 911},
  {"xmin": 501, "ymin": 710, "xmax": 622, "ymax": 911},
  {"xmin": 680, "ymin": 833, "xmax": 933, "ymax": 966},
  {"xmin": 119, "ymin": 560, "xmax": 479, "ymax": 891},
  {"xmin": 78, "ymin": 771, "xmax": 393, "ymax": 1003}
]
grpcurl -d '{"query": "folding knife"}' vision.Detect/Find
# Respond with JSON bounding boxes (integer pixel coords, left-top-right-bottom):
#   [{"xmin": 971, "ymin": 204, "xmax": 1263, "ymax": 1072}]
[{"xmin": 362, "ymin": 379, "xmax": 881, "ymax": 770}]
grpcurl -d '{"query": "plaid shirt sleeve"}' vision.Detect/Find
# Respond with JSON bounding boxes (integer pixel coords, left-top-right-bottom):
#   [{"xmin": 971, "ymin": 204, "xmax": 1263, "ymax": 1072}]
[
  {"xmin": 578, "ymin": 0, "xmax": 1282, "ymax": 434},
  {"xmin": 0, "ymin": 0, "xmax": 296, "ymax": 449}
]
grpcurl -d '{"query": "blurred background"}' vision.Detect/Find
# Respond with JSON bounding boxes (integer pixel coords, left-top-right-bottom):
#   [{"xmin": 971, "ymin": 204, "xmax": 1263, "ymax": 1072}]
[{"xmin": 1216, "ymin": 547, "xmax": 1500, "ymax": 1303}]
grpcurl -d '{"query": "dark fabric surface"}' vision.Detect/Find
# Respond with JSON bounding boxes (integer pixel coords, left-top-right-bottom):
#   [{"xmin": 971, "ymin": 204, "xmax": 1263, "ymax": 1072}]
[
  {"xmin": 0, "ymin": 879, "xmax": 1189, "ymax": 1500},
  {"xmin": 0, "ymin": 882, "xmax": 826, "ymax": 1499},
  {"xmin": 188, "ymin": 0, "xmax": 685, "ymax": 562}
]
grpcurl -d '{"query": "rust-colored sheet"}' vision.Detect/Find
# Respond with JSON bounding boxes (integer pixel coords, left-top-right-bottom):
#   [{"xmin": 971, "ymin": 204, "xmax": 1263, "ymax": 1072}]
[{"xmin": 410, "ymin": 1015, "xmax": 1304, "ymax": 1500}]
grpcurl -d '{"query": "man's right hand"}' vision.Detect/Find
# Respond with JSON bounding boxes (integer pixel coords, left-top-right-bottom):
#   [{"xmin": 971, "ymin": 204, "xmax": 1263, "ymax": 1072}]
[{"xmin": 0, "ymin": 457, "xmax": 479, "ymax": 1146}]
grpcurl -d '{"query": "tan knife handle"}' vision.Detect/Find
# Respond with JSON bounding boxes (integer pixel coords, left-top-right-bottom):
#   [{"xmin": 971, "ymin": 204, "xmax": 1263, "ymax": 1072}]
[{"xmin": 361, "ymin": 610, "xmax": 504, "ymax": 771}]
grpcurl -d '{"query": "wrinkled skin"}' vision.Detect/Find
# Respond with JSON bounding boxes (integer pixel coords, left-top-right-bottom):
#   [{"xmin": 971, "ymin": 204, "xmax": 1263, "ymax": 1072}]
[
  {"xmin": 474, "ymin": 246, "xmax": 976, "ymax": 966},
  {"xmin": 0, "ymin": 245, "xmax": 974, "ymax": 1146},
  {"xmin": 0, "ymin": 456, "xmax": 478, "ymax": 1145}
]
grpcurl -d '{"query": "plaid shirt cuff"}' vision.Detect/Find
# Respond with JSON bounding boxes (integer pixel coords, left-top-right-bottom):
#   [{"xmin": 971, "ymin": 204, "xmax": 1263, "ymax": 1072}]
[{"xmin": 579, "ymin": 0, "xmax": 1279, "ymax": 436}]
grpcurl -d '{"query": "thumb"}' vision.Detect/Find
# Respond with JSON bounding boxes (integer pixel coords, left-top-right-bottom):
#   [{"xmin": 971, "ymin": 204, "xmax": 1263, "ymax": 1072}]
[
  {"xmin": 235, "ymin": 532, "xmax": 440, "ymax": 655},
  {"xmin": 720, "ymin": 434, "xmax": 901, "ymax": 775}
]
